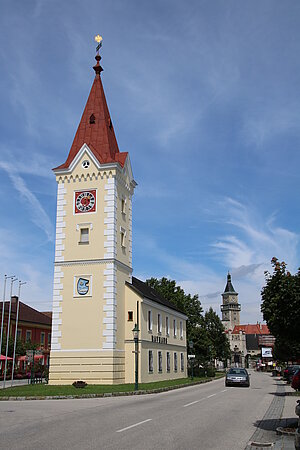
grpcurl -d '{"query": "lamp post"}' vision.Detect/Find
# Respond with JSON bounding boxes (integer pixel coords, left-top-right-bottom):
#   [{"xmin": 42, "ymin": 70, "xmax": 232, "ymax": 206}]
[
  {"xmin": 3, "ymin": 277, "xmax": 18, "ymax": 388},
  {"xmin": 0, "ymin": 275, "xmax": 15, "ymax": 363},
  {"xmin": 11, "ymin": 281, "xmax": 26, "ymax": 387},
  {"xmin": 189, "ymin": 340, "xmax": 194, "ymax": 380},
  {"xmin": 132, "ymin": 323, "xmax": 139, "ymax": 391}
]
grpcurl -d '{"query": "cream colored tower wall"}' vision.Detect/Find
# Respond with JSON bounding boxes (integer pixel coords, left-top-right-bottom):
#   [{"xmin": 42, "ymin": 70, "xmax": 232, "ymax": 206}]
[{"xmin": 49, "ymin": 147, "xmax": 134, "ymax": 385}]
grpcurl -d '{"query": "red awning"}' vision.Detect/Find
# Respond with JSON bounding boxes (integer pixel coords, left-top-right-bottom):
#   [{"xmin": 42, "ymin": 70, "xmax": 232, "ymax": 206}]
[{"xmin": 0, "ymin": 354, "xmax": 13, "ymax": 361}]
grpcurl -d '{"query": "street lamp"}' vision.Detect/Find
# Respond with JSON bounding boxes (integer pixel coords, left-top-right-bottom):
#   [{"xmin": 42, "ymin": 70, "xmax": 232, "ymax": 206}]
[
  {"xmin": 3, "ymin": 276, "xmax": 18, "ymax": 388},
  {"xmin": 132, "ymin": 323, "xmax": 139, "ymax": 391},
  {"xmin": 11, "ymin": 281, "xmax": 26, "ymax": 387},
  {"xmin": 189, "ymin": 340, "xmax": 194, "ymax": 380}
]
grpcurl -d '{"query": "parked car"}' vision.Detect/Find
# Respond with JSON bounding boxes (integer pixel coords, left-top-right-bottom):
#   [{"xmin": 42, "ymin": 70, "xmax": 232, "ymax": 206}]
[
  {"xmin": 291, "ymin": 369, "xmax": 300, "ymax": 391},
  {"xmin": 225, "ymin": 368, "xmax": 250, "ymax": 387},
  {"xmin": 283, "ymin": 365, "xmax": 300, "ymax": 383}
]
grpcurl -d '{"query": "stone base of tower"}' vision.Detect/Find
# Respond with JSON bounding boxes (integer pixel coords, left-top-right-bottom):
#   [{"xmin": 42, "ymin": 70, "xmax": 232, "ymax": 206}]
[{"xmin": 48, "ymin": 351, "xmax": 125, "ymax": 385}]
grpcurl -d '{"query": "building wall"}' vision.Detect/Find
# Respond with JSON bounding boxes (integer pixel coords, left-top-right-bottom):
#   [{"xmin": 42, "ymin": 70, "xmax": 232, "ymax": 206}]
[{"xmin": 124, "ymin": 285, "xmax": 187, "ymax": 384}]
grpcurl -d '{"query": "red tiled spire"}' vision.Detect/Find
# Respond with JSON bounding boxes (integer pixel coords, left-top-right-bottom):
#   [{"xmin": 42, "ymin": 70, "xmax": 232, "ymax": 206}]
[{"xmin": 54, "ymin": 53, "xmax": 127, "ymax": 171}]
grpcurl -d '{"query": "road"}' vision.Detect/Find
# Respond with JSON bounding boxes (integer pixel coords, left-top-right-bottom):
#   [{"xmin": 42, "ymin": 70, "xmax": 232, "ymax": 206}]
[{"xmin": 0, "ymin": 371, "xmax": 280, "ymax": 450}]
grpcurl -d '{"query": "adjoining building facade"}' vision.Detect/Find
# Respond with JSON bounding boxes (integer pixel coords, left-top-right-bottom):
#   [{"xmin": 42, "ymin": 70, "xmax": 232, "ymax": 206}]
[
  {"xmin": 48, "ymin": 49, "xmax": 187, "ymax": 385},
  {"xmin": 0, "ymin": 297, "xmax": 51, "ymax": 366}
]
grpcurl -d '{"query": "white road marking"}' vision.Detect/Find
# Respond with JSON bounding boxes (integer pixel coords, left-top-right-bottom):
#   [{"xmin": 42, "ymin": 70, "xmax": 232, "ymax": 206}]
[
  {"xmin": 183, "ymin": 389, "xmax": 228, "ymax": 408},
  {"xmin": 116, "ymin": 418, "xmax": 152, "ymax": 433},
  {"xmin": 183, "ymin": 400, "xmax": 201, "ymax": 407}
]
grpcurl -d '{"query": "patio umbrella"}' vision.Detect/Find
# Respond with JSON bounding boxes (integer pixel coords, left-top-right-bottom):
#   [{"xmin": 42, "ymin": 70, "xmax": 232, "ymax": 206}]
[{"xmin": 0, "ymin": 354, "xmax": 13, "ymax": 361}]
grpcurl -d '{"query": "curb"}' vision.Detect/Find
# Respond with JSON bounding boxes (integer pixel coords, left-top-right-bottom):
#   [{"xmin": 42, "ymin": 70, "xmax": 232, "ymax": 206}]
[{"xmin": 0, "ymin": 375, "xmax": 223, "ymax": 401}]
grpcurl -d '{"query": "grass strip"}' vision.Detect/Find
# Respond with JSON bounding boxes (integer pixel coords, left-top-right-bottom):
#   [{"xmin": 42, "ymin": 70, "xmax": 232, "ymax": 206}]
[{"xmin": 0, "ymin": 373, "xmax": 224, "ymax": 398}]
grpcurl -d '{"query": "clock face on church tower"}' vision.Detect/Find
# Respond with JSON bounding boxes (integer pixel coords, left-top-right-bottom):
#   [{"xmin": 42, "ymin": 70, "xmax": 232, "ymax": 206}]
[{"xmin": 74, "ymin": 190, "xmax": 96, "ymax": 214}]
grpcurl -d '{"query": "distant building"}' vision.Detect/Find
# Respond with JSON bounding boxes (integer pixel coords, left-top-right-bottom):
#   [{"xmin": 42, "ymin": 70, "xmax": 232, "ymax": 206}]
[
  {"xmin": 221, "ymin": 273, "xmax": 241, "ymax": 331},
  {"xmin": 220, "ymin": 274, "xmax": 274, "ymax": 367},
  {"xmin": 0, "ymin": 296, "xmax": 52, "ymax": 366}
]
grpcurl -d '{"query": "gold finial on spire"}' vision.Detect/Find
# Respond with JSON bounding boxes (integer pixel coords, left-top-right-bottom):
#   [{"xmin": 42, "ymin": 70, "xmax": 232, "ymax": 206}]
[{"xmin": 94, "ymin": 35, "xmax": 103, "ymax": 53}]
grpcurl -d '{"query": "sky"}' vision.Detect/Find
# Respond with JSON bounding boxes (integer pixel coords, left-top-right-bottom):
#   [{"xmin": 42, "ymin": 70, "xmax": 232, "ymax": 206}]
[{"xmin": 0, "ymin": 0, "xmax": 299, "ymax": 324}]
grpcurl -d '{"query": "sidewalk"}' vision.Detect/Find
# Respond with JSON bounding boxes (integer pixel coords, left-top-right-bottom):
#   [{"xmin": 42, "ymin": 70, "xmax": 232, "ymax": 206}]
[{"xmin": 245, "ymin": 378, "xmax": 299, "ymax": 450}]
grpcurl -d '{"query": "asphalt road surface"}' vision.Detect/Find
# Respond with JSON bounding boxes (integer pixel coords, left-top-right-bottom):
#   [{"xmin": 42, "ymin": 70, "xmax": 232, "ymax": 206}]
[{"xmin": 0, "ymin": 371, "xmax": 279, "ymax": 450}]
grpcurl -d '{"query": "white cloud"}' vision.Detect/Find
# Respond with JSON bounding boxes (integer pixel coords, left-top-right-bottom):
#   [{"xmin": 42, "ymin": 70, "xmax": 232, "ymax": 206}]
[{"xmin": 0, "ymin": 161, "xmax": 54, "ymax": 241}]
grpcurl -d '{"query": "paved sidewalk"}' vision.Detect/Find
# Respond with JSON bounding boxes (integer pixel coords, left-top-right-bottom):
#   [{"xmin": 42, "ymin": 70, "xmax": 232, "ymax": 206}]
[{"xmin": 245, "ymin": 378, "xmax": 299, "ymax": 450}]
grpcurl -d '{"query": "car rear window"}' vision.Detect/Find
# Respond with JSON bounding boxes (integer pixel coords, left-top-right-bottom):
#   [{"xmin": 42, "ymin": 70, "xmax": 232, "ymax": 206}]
[{"xmin": 228, "ymin": 369, "xmax": 247, "ymax": 374}]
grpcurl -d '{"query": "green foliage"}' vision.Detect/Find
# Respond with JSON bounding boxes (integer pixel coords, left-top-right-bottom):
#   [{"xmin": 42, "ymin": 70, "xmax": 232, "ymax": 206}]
[
  {"xmin": 1, "ymin": 337, "xmax": 38, "ymax": 358},
  {"xmin": 261, "ymin": 257, "xmax": 300, "ymax": 361},
  {"xmin": 146, "ymin": 278, "xmax": 229, "ymax": 365},
  {"xmin": 146, "ymin": 277, "xmax": 203, "ymax": 338}
]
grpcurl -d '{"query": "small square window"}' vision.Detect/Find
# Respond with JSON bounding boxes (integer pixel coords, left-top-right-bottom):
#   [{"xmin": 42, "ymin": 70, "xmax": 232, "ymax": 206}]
[
  {"xmin": 128, "ymin": 311, "xmax": 133, "ymax": 321},
  {"xmin": 80, "ymin": 228, "xmax": 89, "ymax": 244}
]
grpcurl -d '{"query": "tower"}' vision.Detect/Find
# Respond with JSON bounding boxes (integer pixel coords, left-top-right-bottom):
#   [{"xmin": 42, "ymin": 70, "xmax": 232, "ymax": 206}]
[
  {"xmin": 220, "ymin": 273, "xmax": 241, "ymax": 331},
  {"xmin": 49, "ymin": 46, "xmax": 136, "ymax": 385}
]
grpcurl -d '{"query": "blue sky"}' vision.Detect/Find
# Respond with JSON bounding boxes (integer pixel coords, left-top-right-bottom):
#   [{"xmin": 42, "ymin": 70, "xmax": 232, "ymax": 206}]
[{"xmin": 0, "ymin": 0, "xmax": 299, "ymax": 323}]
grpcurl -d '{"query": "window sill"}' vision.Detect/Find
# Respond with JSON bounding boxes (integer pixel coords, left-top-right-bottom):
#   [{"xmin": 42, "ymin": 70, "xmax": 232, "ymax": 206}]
[{"xmin": 78, "ymin": 241, "xmax": 89, "ymax": 245}]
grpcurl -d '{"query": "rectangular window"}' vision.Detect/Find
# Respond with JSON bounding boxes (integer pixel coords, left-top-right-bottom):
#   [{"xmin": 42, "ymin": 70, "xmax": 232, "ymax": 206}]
[
  {"xmin": 80, "ymin": 227, "xmax": 89, "ymax": 243},
  {"xmin": 181, "ymin": 353, "xmax": 184, "ymax": 372},
  {"xmin": 174, "ymin": 352, "xmax": 178, "ymax": 372},
  {"xmin": 173, "ymin": 319, "xmax": 177, "ymax": 338},
  {"xmin": 180, "ymin": 321, "xmax": 183, "ymax": 339},
  {"xmin": 121, "ymin": 198, "xmax": 126, "ymax": 214},
  {"xmin": 17, "ymin": 329, "xmax": 22, "ymax": 340},
  {"xmin": 128, "ymin": 311, "xmax": 133, "ymax": 321},
  {"xmin": 48, "ymin": 333, "xmax": 51, "ymax": 348},
  {"xmin": 149, "ymin": 350, "xmax": 153, "ymax": 373},
  {"xmin": 157, "ymin": 313, "xmax": 161, "ymax": 334},
  {"xmin": 166, "ymin": 352, "xmax": 170, "ymax": 372},
  {"xmin": 26, "ymin": 330, "xmax": 32, "ymax": 342},
  {"xmin": 158, "ymin": 351, "xmax": 162, "ymax": 373},
  {"xmin": 166, "ymin": 316, "xmax": 169, "ymax": 336},
  {"xmin": 40, "ymin": 332, "xmax": 45, "ymax": 346},
  {"xmin": 120, "ymin": 229, "xmax": 126, "ymax": 247},
  {"xmin": 148, "ymin": 310, "xmax": 152, "ymax": 332}
]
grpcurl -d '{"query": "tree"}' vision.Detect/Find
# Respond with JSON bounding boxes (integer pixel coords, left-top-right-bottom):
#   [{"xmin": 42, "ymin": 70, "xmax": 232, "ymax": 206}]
[
  {"xmin": 261, "ymin": 257, "xmax": 300, "ymax": 361},
  {"xmin": 146, "ymin": 277, "xmax": 203, "ymax": 340},
  {"xmin": 204, "ymin": 307, "xmax": 231, "ymax": 362},
  {"xmin": 146, "ymin": 278, "xmax": 229, "ymax": 366}
]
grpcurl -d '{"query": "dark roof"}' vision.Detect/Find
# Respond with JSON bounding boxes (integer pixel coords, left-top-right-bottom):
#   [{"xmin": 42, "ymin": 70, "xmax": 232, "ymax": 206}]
[
  {"xmin": 126, "ymin": 277, "xmax": 186, "ymax": 315},
  {"xmin": 246, "ymin": 334, "xmax": 260, "ymax": 351},
  {"xmin": 224, "ymin": 273, "xmax": 237, "ymax": 293},
  {"xmin": 0, "ymin": 298, "xmax": 51, "ymax": 326}
]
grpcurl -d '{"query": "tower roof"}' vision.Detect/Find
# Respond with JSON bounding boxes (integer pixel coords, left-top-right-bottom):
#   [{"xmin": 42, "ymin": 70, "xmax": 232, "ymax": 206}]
[
  {"xmin": 224, "ymin": 272, "xmax": 236, "ymax": 293},
  {"xmin": 54, "ymin": 53, "xmax": 127, "ymax": 171}
]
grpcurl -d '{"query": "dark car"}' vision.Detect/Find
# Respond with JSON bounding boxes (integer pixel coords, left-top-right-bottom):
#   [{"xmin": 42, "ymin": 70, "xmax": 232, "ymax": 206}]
[
  {"xmin": 291, "ymin": 369, "xmax": 300, "ymax": 391},
  {"xmin": 283, "ymin": 365, "xmax": 300, "ymax": 383},
  {"xmin": 225, "ymin": 368, "xmax": 250, "ymax": 387}
]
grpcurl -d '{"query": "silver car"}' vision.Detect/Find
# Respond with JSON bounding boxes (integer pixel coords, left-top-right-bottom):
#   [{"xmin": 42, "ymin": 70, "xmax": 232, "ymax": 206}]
[{"xmin": 225, "ymin": 368, "xmax": 250, "ymax": 387}]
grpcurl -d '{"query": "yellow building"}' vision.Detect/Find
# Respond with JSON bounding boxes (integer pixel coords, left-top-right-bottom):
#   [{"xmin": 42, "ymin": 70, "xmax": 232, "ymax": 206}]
[{"xmin": 49, "ymin": 51, "xmax": 187, "ymax": 385}]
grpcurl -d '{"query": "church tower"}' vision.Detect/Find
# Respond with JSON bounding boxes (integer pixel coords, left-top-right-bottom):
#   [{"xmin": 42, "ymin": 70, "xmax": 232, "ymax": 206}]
[
  {"xmin": 220, "ymin": 273, "xmax": 241, "ymax": 331},
  {"xmin": 49, "ymin": 45, "xmax": 136, "ymax": 385}
]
